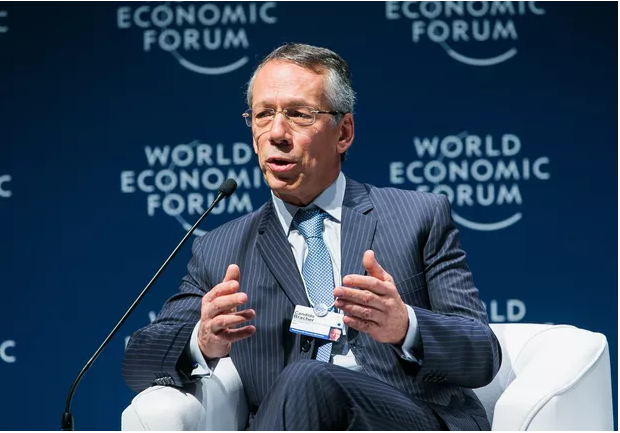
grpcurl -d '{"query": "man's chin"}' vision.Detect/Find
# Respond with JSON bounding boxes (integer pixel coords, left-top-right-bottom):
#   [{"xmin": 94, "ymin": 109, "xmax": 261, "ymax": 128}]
[
  {"xmin": 266, "ymin": 172, "xmax": 298, "ymax": 189},
  {"xmin": 266, "ymin": 175, "xmax": 304, "ymax": 201}
]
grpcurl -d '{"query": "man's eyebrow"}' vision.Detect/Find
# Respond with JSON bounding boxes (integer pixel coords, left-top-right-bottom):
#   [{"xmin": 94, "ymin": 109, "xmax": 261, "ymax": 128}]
[{"xmin": 253, "ymin": 99, "xmax": 316, "ymax": 108}]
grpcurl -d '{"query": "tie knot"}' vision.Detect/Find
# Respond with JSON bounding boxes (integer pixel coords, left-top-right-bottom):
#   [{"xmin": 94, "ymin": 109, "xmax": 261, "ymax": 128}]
[{"xmin": 292, "ymin": 208, "xmax": 328, "ymax": 239}]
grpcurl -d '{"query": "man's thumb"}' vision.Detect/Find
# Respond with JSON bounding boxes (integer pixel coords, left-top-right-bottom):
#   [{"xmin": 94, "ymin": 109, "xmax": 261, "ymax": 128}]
[
  {"xmin": 363, "ymin": 250, "xmax": 390, "ymax": 281},
  {"xmin": 223, "ymin": 264, "xmax": 240, "ymax": 282}
]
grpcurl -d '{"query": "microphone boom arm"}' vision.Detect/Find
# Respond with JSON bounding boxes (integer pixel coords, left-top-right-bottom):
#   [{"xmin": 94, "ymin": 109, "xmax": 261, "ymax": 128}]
[{"xmin": 62, "ymin": 183, "xmax": 234, "ymax": 431}]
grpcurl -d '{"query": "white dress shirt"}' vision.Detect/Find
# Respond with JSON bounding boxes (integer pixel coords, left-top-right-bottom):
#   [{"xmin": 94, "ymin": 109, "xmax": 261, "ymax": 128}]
[{"xmin": 187, "ymin": 172, "xmax": 421, "ymax": 377}]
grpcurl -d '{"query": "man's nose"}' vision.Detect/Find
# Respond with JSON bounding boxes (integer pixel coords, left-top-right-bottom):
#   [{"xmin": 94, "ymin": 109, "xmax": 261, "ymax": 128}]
[{"xmin": 268, "ymin": 112, "xmax": 290, "ymax": 144}]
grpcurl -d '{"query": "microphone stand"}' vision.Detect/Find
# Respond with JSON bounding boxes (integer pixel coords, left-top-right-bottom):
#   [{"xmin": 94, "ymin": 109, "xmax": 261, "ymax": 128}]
[{"xmin": 61, "ymin": 186, "xmax": 233, "ymax": 431}]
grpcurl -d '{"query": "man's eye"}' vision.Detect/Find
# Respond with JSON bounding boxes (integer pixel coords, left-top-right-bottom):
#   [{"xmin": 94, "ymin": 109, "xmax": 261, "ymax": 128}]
[
  {"xmin": 255, "ymin": 110, "xmax": 274, "ymax": 119},
  {"xmin": 288, "ymin": 110, "xmax": 312, "ymax": 118}
]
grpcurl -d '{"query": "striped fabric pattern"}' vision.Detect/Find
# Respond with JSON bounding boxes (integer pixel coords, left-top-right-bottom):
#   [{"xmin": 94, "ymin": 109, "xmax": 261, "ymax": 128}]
[
  {"xmin": 122, "ymin": 176, "xmax": 501, "ymax": 430},
  {"xmin": 249, "ymin": 360, "xmax": 445, "ymax": 430}
]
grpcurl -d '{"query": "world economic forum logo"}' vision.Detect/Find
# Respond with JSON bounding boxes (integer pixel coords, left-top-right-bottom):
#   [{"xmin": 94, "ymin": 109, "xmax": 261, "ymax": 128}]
[
  {"xmin": 1, "ymin": 340, "xmax": 16, "ymax": 363},
  {"xmin": 0, "ymin": 10, "xmax": 8, "ymax": 34},
  {"xmin": 0, "ymin": 174, "xmax": 12, "ymax": 198},
  {"xmin": 116, "ymin": 2, "xmax": 277, "ymax": 75},
  {"xmin": 389, "ymin": 132, "xmax": 550, "ymax": 231},
  {"xmin": 120, "ymin": 140, "xmax": 267, "ymax": 236},
  {"xmin": 482, "ymin": 298, "xmax": 526, "ymax": 322},
  {"xmin": 386, "ymin": 1, "xmax": 545, "ymax": 66}
]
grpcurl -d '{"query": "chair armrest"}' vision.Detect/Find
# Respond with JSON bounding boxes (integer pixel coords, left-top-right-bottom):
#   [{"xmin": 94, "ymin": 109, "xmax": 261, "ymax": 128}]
[
  {"xmin": 492, "ymin": 326, "xmax": 613, "ymax": 431},
  {"xmin": 121, "ymin": 357, "xmax": 248, "ymax": 431}
]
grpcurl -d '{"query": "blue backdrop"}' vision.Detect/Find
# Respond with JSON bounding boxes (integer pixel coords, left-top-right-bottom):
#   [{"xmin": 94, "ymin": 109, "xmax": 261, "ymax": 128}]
[{"xmin": 0, "ymin": 1, "xmax": 617, "ymax": 430}]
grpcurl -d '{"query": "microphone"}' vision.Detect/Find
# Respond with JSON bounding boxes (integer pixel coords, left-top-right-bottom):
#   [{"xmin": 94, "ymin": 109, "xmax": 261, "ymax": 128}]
[
  {"xmin": 61, "ymin": 178, "xmax": 238, "ymax": 431},
  {"xmin": 218, "ymin": 177, "xmax": 237, "ymax": 198}
]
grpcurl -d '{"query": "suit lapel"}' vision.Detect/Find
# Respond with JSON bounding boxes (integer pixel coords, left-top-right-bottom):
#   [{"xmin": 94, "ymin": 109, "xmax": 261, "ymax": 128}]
[
  {"xmin": 256, "ymin": 200, "xmax": 309, "ymax": 308},
  {"xmin": 340, "ymin": 177, "xmax": 377, "ymax": 281}
]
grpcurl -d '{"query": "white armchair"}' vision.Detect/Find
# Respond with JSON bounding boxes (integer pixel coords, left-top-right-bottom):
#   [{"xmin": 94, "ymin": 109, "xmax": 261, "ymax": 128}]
[{"xmin": 121, "ymin": 324, "xmax": 614, "ymax": 431}]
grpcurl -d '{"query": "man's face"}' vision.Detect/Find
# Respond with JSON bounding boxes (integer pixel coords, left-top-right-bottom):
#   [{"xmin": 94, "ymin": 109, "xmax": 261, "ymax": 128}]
[
  {"xmin": 249, "ymin": 60, "xmax": 353, "ymax": 206},
  {"xmin": 329, "ymin": 328, "xmax": 341, "ymax": 341}
]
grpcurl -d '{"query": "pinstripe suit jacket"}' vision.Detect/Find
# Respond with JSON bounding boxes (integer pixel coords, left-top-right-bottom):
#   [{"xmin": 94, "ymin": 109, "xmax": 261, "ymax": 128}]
[{"xmin": 122, "ymin": 177, "xmax": 502, "ymax": 430}]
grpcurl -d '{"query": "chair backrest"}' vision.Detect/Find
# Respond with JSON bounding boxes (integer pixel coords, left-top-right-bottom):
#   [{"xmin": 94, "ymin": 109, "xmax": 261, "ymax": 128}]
[{"xmin": 472, "ymin": 323, "xmax": 556, "ymax": 424}]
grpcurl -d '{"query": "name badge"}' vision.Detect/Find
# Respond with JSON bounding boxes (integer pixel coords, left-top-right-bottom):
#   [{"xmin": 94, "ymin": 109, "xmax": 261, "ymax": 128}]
[{"xmin": 289, "ymin": 305, "xmax": 344, "ymax": 342}]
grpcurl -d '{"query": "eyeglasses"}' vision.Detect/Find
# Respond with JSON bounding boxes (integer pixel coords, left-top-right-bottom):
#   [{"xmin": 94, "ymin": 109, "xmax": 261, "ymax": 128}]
[{"xmin": 242, "ymin": 106, "xmax": 347, "ymax": 128}]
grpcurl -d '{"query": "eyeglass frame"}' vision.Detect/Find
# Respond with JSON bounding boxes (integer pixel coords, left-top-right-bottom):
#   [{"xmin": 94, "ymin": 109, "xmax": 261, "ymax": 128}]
[{"xmin": 242, "ymin": 106, "xmax": 349, "ymax": 128}]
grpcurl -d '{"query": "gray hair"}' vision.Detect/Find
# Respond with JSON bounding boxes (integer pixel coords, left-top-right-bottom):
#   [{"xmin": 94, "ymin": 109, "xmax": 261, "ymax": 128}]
[{"xmin": 246, "ymin": 43, "xmax": 356, "ymax": 128}]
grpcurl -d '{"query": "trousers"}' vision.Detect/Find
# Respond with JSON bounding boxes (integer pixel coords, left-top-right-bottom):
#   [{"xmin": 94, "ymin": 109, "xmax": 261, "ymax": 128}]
[{"xmin": 249, "ymin": 360, "xmax": 448, "ymax": 431}]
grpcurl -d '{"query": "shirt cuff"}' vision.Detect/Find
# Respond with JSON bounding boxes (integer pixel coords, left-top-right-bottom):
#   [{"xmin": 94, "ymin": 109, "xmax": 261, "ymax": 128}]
[
  {"xmin": 391, "ymin": 305, "xmax": 423, "ymax": 365},
  {"xmin": 186, "ymin": 321, "xmax": 217, "ymax": 378}
]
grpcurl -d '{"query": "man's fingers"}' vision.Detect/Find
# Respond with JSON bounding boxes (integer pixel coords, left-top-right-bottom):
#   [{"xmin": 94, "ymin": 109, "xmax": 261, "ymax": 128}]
[
  {"xmin": 205, "ymin": 292, "xmax": 248, "ymax": 319},
  {"xmin": 335, "ymin": 299, "xmax": 383, "ymax": 321},
  {"xmin": 203, "ymin": 264, "xmax": 241, "ymax": 303},
  {"xmin": 223, "ymin": 264, "xmax": 240, "ymax": 283},
  {"xmin": 343, "ymin": 315, "xmax": 378, "ymax": 334},
  {"xmin": 211, "ymin": 310, "xmax": 256, "ymax": 333},
  {"xmin": 220, "ymin": 325, "xmax": 256, "ymax": 343},
  {"xmin": 333, "ymin": 286, "xmax": 386, "ymax": 310},
  {"xmin": 203, "ymin": 279, "xmax": 240, "ymax": 303},
  {"xmin": 203, "ymin": 264, "xmax": 242, "ymax": 311},
  {"xmin": 362, "ymin": 250, "xmax": 392, "ymax": 283},
  {"xmin": 339, "ymin": 275, "xmax": 390, "ymax": 296}
]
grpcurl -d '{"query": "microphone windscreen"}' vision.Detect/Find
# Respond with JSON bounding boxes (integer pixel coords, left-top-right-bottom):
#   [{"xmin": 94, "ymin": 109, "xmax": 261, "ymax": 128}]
[{"xmin": 218, "ymin": 178, "xmax": 238, "ymax": 197}]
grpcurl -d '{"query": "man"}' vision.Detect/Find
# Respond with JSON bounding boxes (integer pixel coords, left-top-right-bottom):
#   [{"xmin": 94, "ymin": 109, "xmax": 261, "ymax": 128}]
[
  {"xmin": 329, "ymin": 327, "xmax": 342, "ymax": 342},
  {"xmin": 122, "ymin": 43, "xmax": 501, "ymax": 431}
]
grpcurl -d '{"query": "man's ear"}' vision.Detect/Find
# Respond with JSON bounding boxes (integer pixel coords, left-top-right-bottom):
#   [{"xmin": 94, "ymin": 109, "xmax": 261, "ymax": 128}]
[{"xmin": 336, "ymin": 113, "xmax": 354, "ymax": 155}]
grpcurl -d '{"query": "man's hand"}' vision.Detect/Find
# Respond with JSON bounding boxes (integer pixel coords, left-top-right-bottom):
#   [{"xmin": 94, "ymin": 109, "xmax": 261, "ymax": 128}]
[
  {"xmin": 334, "ymin": 250, "xmax": 409, "ymax": 345},
  {"xmin": 198, "ymin": 264, "xmax": 256, "ymax": 359}
]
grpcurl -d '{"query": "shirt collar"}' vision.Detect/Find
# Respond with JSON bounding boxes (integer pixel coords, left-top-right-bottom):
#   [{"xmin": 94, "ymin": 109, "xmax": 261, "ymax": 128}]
[{"xmin": 271, "ymin": 171, "xmax": 346, "ymax": 234}]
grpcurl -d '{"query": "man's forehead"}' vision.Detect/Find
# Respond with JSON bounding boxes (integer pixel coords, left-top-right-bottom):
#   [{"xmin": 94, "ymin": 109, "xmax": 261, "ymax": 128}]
[
  {"xmin": 258, "ymin": 59, "xmax": 322, "ymax": 77},
  {"xmin": 251, "ymin": 60, "xmax": 326, "ymax": 106}
]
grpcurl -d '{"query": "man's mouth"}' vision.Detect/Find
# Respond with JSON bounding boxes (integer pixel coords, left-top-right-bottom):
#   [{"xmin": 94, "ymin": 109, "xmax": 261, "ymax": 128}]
[{"xmin": 266, "ymin": 157, "xmax": 296, "ymax": 173}]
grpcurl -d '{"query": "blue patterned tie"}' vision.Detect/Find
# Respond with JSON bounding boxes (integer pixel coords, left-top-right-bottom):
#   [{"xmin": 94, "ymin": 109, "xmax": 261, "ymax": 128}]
[{"xmin": 292, "ymin": 207, "xmax": 334, "ymax": 362}]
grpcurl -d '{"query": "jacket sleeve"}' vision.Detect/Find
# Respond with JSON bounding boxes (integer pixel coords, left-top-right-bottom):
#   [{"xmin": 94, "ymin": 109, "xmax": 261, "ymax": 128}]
[
  {"xmin": 410, "ymin": 194, "xmax": 502, "ymax": 389},
  {"xmin": 121, "ymin": 234, "xmax": 212, "ymax": 394}
]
